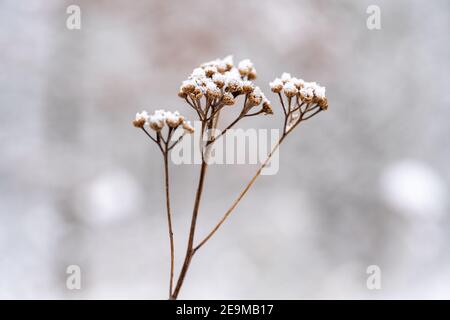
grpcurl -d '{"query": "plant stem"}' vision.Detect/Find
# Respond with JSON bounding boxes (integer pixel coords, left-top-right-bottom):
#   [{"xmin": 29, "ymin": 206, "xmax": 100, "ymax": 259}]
[
  {"xmin": 171, "ymin": 159, "xmax": 208, "ymax": 299},
  {"xmin": 171, "ymin": 104, "xmax": 221, "ymax": 299},
  {"xmin": 163, "ymin": 151, "xmax": 175, "ymax": 299}
]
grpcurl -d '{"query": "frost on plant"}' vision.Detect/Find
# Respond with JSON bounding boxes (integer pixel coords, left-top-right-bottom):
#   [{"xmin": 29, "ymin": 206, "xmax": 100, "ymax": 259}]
[{"xmin": 133, "ymin": 55, "xmax": 328, "ymax": 299}]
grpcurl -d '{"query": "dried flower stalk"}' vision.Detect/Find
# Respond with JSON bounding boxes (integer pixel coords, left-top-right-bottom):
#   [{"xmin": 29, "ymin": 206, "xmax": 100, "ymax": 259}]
[{"xmin": 133, "ymin": 57, "xmax": 328, "ymax": 299}]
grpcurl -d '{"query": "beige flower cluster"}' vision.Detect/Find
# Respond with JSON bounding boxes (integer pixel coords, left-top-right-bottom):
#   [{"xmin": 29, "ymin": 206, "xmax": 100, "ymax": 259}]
[
  {"xmin": 270, "ymin": 72, "xmax": 328, "ymax": 110},
  {"xmin": 178, "ymin": 55, "xmax": 273, "ymax": 115},
  {"xmin": 133, "ymin": 109, "xmax": 194, "ymax": 133}
]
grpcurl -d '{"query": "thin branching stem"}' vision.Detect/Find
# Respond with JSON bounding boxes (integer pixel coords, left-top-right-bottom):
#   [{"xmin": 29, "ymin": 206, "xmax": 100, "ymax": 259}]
[
  {"xmin": 162, "ymin": 148, "xmax": 175, "ymax": 298},
  {"xmin": 206, "ymin": 115, "xmax": 241, "ymax": 146},
  {"xmin": 194, "ymin": 132, "xmax": 287, "ymax": 253},
  {"xmin": 194, "ymin": 105, "xmax": 324, "ymax": 253},
  {"xmin": 142, "ymin": 127, "xmax": 164, "ymax": 153},
  {"xmin": 171, "ymin": 98, "xmax": 214, "ymax": 299},
  {"xmin": 278, "ymin": 93, "xmax": 287, "ymax": 116},
  {"xmin": 142, "ymin": 125, "xmax": 177, "ymax": 298}
]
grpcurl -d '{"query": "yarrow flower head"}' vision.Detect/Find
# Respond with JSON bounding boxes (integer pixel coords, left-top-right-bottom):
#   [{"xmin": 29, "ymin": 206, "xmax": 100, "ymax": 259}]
[
  {"xmin": 133, "ymin": 111, "xmax": 150, "ymax": 128},
  {"xmin": 148, "ymin": 109, "xmax": 167, "ymax": 131},
  {"xmin": 133, "ymin": 109, "xmax": 194, "ymax": 133},
  {"xmin": 270, "ymin": 73, "xmax": 328, "ymax": 110},
  {"xmin": 182, "ymin": 120, "xmax": 195, "ymax": 133},
  {"xmin": 177, "ymin": 55, "xmax": 273, "ymax": 118},
  {"xmin": 238, "ymin": 59, "xmax": 257, "ymax": 79},
  {"xmin": 283, "ymin": 81, "xmax": 298, "ymax": 98},
  {"xmin": 269, "ymin": 78, "xmax": 283, "ymax": 93},
  {"xmin": 179, "ymin": 56, "xmax": 260, "ymax": 104}
]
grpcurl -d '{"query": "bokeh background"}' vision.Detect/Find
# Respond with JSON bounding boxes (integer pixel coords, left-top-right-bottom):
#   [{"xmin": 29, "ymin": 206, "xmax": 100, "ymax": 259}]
[{"xmin": 1, "ymin": 0, "xmax": 449, "ymax": 299}]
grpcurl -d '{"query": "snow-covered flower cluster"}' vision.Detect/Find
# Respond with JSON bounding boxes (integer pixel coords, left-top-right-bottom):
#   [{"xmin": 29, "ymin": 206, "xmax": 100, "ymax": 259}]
[
  {"xmin": 178, "ymin": 55, "xmax": 272, "ymax": 115},
  {"xmin": 270, "ymin": 73, "xmax": 328, "ymax": 110},
  {"xmin": 133, "ymin": 109, "xmax": 194, "ymax": 133}
]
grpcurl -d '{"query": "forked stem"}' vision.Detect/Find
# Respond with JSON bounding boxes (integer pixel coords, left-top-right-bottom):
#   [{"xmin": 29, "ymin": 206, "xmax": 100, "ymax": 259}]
[
  {"xmin": 171, "ymin": 109, "xmax": 217, "ymax": 299},
  {"xmin": 194, "ymin": 133, "xmax": 286, "ymax": 253}
]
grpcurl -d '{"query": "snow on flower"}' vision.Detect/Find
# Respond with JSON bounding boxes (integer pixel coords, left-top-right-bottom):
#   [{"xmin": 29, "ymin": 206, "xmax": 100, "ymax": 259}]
[
  {"xmin": 134, "ymin": 109, "xmax": 194, "ymax": 133},
  {"xmin": 178, "ymin": 55, "xmax": 265, "ymax": 110},
  {"xmin": 270, "ymin": 73, "xmax": 327, "ymax": 109},
  {"xmin": 133, "ymin": 111, "xmax": 150, "ymax": 128},
  {"xmin": 269, "ymin": 78, "xmax": 283, "ymax": 93}
]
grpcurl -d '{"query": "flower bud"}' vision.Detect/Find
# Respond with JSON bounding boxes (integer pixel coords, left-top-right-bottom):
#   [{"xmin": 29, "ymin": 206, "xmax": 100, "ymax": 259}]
[
  {"xmin": 269, "ymin": 78, "xmax": 283, "ymax": 93},
  {"xmin": 222, "ymin": 92, "xmax": 235, "ymax": 105},
  {"xmin": 182, "ymin": 120, "xmax": 195, "ymax": 133},
  {"xmin": 133, "ymin": 111, "xmax": 149, "ymax": 128},
  {"xmin": 283, "ymin": 81, "xmax": 298, "ymax": 98}
]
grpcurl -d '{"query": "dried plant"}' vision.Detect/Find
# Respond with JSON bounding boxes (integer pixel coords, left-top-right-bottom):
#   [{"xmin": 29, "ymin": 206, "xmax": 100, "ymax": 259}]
[{"xmin": 133, "ymin": 56, "xmax": 328, "ymax": 299}]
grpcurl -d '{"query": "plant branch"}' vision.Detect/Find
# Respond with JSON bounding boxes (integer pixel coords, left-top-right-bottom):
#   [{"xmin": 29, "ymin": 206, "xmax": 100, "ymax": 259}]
[
  {"xmin": 162, "ymin": 150, "xmax": 175, "ymax": 299},
  {"xmin": 194, "ymin": 106, "xmax": 324, "ymax": 253},
  {"xmin": 168, "ymin": 132, "xmax": 186, "ymax": 151},
  {"xmin": 142, "ymin": 128, "xmax": 164, "ymax": 153},
  {"xmin": 171, "ymin": 112, "xmax": 215, "ymax": 299},
  {"xmin": 194, "ymin": 132, "xmax": 288, "ymax": 253},
  {"xmin": 278, "ymin": 93, "xmax": 287, "ymax": 116},
  {"xmin": 171, "ymin": 159, "xmax": 208, "ymax": 299}
]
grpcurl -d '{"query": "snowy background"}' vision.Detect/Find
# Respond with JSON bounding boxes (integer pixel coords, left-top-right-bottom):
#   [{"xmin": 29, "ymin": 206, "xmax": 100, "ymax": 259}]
[{"xmin": 1, "ymin": 0, "xmax": 449, "ymax": 299}]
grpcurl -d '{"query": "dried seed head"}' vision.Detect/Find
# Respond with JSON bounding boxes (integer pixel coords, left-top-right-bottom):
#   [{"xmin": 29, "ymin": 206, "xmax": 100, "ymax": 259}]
[
  {"xmin": 299, "ymin": 82, "xmax": 327, "ymax": 106},
  {"xmin": 204, "ymin": 66, "xmax": 217, "ymax": 77},
  {"xmin": 262, "ymin": 100, "xmax": 273, "ymax": 115},
  {"xmin": 181, "ymin": 79, "xmax": 196, "ymax": 94},
  {"xmin": 283, "ymin": 81, "xmax": 298, "ymax": 98},
  {"xmin": 271, "ymin": 73, "xmax": 328, "ymax": 109},
  {"xmin": 299, "ymin": 86, "xmax": 314, "ymax": 102},
  {"xmin": 182, "ymin": 120, "xmax": 195, "ymax": 133},
  {"xmin": 212, "ymin": 73, "xmax": 226, "ymax": 88},
  {"xmin": 192, "ymin": 86, "xmax": 204, "ymax": 99},
  {"xmin": 201, "ymin": 56, "xmax": 233, "ymax": 74},
  {"xmin": 223, "ymin": 55, "xmax": 234, "ymax": 71},
  {"xmin": 226, "ymin": 78, "xmax": 242, "ymax": 93},
  {"xmin": 205, "ymin": 80, "xmax": 221, "ymax": 99},
  {"xmin": 181, "ymin": 56, "xmax": 270, "ymax": 114},
  {"xmin": 269, "ymin": 78, "xmax": 283, "ymax": 93},
  {"xmin": 238, "ymin": 59, "xmax": 254, "ymax": 76},
  {"xmin": 190, "ymin": 67, "xmax": 206, "ymax": 79},
  {"xmin": 216, "ymin": 64, "xmax": 227, "ymax": 73},
  {"xmin": 133, "ymin": 111, "xmax": 149, "ymax": 128},
  {"xmin": 318, "ymin": 97, "xmax": 328, "ymax": 110},
  {"xmin": 178, "ymin": 90, "xmax": 188, "ymax": 99},
  {"xmin": 248, "ymin": 87, "xmax": 263, "ymax": 106},
  {"xmin": 248, "ymin": 69, "xmax": 257, "ymax": 80},
  {"xmin": 141, "ymin": 109, "xmax": 194, "ymax": 133},
  {"xmin": 242, "ymin": 81, "xmax": 254, "ymax": 94},
  {"xmin": 281, "ymin": 72, "xmax": 291, "ymax": 83},
  {"xmin": 291, "ymin": 77, "xmax": 305, "ymax": 89},
  {"xmin": 148, "ymin": 110, "xmax": 166, "ymax": 131},
  {"xmin": 165, "ymin": 111, "xmax": 184, "ymax": 128},
  {"xmin": 314, "ymin": 85, "xmax": 326, "ymax": 99},
  {"xmin": 222, "ymin": 92, "xmax": 235, "ymax": 105}
]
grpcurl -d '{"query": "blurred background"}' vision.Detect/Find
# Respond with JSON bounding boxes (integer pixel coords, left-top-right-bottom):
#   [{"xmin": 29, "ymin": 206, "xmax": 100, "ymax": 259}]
[{"xmin": 1, "ymin": 0, "xmax": 449, "ymax": 299}]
